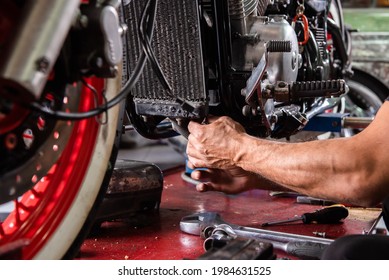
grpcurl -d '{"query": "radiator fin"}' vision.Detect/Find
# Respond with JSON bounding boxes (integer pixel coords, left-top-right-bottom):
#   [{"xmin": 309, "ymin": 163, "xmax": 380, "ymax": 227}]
[{"xmin": 124, "ymin": 0, "xmax": 207, "ymax": 118}]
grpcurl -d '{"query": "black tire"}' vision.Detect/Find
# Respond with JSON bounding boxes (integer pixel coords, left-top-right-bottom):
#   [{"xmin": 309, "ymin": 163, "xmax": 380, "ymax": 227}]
[
  {"xmin": 348, "ymin": 69, "xmax": 389, "ymax": 102},
  {"xmin": 337, "ymin": 69, "xmax": 389, "ymax": 137}
]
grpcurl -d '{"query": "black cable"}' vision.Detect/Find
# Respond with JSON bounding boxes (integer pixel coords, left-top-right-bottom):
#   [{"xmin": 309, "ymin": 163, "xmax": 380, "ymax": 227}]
[
  {"xmin": 81, "ymin": 78, "xmax": 108, "ymax": 124},
  {"xmin": 28, "ymin": 0, "xmax": 157, "ymax": 121},
  {"xmin": 138, "ymin": 0, "xmax": 173, "ymax": 93},
  {"xmin": 138, "ymin": 0, "xmax": 194, "ymax": 112}
]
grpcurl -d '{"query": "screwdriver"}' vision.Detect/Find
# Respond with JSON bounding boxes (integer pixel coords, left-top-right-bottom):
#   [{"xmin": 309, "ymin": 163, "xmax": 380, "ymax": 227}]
[{"xmin": 261, "ymin": 204, "xmax": 349, "ymax": 226}]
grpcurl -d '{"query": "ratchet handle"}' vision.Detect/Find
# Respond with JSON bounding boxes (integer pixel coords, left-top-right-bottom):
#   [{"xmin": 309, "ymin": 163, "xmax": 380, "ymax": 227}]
[
  {"xmin": 302, "ymin": 205, "xmax": 349, "ymax": 224},
  {"xmin": 285, "ymin": 241, "xmax": 329, "ymax": 259}
]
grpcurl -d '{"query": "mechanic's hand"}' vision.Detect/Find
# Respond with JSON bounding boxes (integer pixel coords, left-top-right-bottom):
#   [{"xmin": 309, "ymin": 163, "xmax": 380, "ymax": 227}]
[
  {"xmin": 186, "ymin": 116, "xmax": 246, "ymax": 169},
  {"xmin": 187, "ymin": 161, "xmax": 257, "ymax": 194}
]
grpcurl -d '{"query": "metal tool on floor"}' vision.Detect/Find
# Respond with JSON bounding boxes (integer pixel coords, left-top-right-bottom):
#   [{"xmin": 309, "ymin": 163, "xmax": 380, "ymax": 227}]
[
  {"xmin": 203, "ymin": 224, "xmax": 328, "ymax": 259},
  {"xmin": 198, "ymin": 237, "xmax": 276, "ymax": 260},
  {"xmin": 180, "ymin": 212, "xmax": 333, "ymax": 259},
  {"xmin": 261, "ymin": 204, "xmax": 349, "ymax": 226},
  {"xmin": 364, "ymin": 212, "xmax": 384, "ymax": 235},
  {"xmin": 296, "ymin": 195, "xmax": 337, "ymax": 206}
]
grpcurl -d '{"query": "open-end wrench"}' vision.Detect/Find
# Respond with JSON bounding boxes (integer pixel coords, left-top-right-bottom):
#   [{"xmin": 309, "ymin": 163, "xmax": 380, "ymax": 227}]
[{"xmin": 180, "ymin": 212, "xmax": 333, "ymax": 259}]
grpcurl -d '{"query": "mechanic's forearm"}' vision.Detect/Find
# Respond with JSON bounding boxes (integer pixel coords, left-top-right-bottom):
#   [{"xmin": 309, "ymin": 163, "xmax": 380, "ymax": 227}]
[{"xmin": 235, "ymin": 134, "xmax": 380, "ymax": 206}]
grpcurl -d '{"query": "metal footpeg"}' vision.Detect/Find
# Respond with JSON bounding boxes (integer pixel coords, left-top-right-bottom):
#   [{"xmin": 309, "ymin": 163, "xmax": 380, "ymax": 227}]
[
  {"xmin": 290, "ymin": 79, "xmax": 348, "ymax": 99},
  {"xmin": 271, "ymin": 79, "xmax": 348, "ymax": 102}
]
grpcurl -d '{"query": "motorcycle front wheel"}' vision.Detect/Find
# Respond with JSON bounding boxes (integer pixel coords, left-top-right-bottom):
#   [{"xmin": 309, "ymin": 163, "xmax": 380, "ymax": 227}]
[{"xmin": 0, "ymin": 76, "xmax": 121, "ymax": 259}]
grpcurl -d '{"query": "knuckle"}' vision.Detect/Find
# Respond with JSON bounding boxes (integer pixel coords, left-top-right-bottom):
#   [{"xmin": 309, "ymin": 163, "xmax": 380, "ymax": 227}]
[
  {"xmin": 191, "ymin": 159, "xmax": 200, "ymax": 168},
  {"xmin": 219, "ymin": 116, "xmax": 230, "ymax": 123}
]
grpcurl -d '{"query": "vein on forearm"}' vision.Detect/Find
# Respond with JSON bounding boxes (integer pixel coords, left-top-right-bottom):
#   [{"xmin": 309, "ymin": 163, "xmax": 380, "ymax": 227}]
[{"xmin": 236, "ymin": 134, "xmax": 377, "ymax": 205}]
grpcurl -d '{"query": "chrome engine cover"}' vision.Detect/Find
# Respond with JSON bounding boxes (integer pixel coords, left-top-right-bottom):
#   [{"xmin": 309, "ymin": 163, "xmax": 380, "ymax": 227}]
[
  {"xmin": 231, "ymin": 15, "xmax": 300, "ymax": 84},
  {"xmin": 249, "ymin": 15, "xmax": 300, "ymax": 84}
]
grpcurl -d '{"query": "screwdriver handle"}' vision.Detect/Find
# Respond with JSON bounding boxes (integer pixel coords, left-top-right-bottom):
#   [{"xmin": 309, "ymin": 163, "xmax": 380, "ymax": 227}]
[{"xmin": 302, "ymin": 205, "xmax": 349, "ymax": 224}]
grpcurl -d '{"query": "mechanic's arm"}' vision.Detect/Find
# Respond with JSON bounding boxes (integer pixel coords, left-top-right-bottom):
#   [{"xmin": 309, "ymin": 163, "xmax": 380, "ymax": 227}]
[{"xmin": 187, "ymin": 102, "xmax": 389, "ymax": 207}]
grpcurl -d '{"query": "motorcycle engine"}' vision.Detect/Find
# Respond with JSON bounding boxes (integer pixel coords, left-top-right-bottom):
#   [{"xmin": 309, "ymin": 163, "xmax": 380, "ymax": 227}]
[{"xmin": 124, "ymin": 0, "xmax": 348, "ymax": 139}]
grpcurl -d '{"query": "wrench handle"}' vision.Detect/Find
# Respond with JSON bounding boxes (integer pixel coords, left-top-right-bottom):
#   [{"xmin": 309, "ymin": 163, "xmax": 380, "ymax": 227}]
[{"xmin": 284, "ymin": 241, "xmax": 329, "ymax": 259}]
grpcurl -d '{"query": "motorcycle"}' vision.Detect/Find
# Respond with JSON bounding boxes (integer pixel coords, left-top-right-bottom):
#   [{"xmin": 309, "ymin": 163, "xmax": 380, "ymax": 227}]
[
  {"xmin": 123, "ymin": 0, "xmax": 352, "ymax": 139},
  {"xmin": 0, "ymin": 0, "xmax": 370, "ymax": 259}
]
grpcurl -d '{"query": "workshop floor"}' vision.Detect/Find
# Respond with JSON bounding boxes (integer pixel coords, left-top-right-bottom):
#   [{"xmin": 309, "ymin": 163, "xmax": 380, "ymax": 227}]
[{"xmin": 76, "ymin": 133, "xmax": 383, "ymax": 260}]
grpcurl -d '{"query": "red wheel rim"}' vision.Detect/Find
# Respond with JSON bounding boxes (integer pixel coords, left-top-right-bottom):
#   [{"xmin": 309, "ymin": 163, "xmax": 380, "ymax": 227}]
[{"xmin": 0, "ymin": 78, "xmax": 105, "ymax": 259}]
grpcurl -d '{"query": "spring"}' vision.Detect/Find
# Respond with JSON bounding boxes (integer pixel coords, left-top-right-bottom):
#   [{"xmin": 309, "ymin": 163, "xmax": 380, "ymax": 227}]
[
  {"xmin": 267, "ymin": 40, "xmax": 292, "ymax": 52},
  {"xmin": 228, "ymin": 0, "xmax": 259, "ymax": 19}
]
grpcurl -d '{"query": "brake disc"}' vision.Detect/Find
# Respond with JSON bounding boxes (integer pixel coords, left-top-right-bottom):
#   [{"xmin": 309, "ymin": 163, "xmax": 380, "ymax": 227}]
[{"xmin": 0, "ymin": 83, "xmax": 81, "ymax": 204}]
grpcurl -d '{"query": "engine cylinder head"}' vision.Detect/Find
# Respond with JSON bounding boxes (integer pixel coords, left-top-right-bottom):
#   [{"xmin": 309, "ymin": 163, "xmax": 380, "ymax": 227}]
[
  {"xmin": 228, "ymin": 0, "xmax": 259, "ymax": 19},
  {"xmin": 257, "ymin": 0, "xmax": 271, "ymax": 16}
]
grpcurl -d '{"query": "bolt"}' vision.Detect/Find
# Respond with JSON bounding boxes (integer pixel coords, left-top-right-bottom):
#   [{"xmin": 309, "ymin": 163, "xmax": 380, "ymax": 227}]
[
  {"xmin": 241, "ymin": 88, "xmax": 247, "ymax": 96},
  {"xmin": 36, "ymin": 57, "xmax": 50, "ymax": 73},
  {"xmin": 79, "ymin": 15, "xmax": 89, "ymax": 28},
  {"xmin": 242, "ymin": 105, "xmax": 251, "ymax": 116},
  {"xmin": 291, "ymin": 51, "xmax": 297, "ymax": 70},
  {"xmin": 5, "ymin": 133, "xmax": 17, "ymax": 150},
  {"xmin": 270, "ymin": 115, "xmax": 278, "ymax": 124},
  {"xmin": 94, "ymin": 57, "xmax": 104, "ymax": 68},
  {"xmin": 119, "ymin": 24, "xmax": 128, "ymax": 36}
]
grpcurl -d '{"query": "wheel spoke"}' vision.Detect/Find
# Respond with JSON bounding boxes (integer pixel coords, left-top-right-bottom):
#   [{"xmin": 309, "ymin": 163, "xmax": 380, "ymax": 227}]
[
  {"xmin": 0, "ymin": 222, "xmax": 4, "ymax": 236},
  {"xmin": 14, "ymin": 200, "xmax": 21, "ymax": 226}
]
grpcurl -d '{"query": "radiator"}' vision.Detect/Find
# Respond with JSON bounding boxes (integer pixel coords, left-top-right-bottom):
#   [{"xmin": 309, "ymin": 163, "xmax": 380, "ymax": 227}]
[{"xmin": 123, "ymin": 0, "xmax": 208, "ymax": 118}]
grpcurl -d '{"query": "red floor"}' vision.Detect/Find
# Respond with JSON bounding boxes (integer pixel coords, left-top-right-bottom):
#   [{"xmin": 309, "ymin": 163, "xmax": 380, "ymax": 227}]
[{"xmin": 77, "ymin": 167, "xmax": 381, "ymax": 260}]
